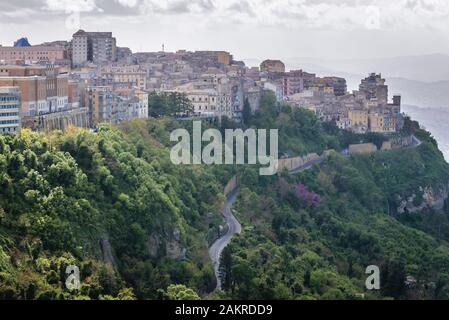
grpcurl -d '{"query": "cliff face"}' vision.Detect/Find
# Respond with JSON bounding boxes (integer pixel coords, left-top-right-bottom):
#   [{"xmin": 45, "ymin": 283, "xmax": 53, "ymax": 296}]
[{"xmin": 397, "ymin": 183, "xmax": 449, "ymax": 214}]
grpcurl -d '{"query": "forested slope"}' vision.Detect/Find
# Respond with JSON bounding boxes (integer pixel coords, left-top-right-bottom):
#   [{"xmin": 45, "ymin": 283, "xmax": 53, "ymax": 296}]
[
  {"xmin": 218, "ymin": 98, "xmax": 449, "ymax": 300},
  {"xmin": 1, "ymin": 93, "xmax": 449, "ymax": 300},
  {"xmin": 0, "ymin": 120, "xmax": 230, "ymax": 299}
]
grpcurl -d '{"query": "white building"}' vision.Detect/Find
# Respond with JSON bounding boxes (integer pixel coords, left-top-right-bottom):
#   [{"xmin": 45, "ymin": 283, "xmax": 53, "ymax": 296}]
[
  {"xmin": 263, "ymin": 81, "xmax": 284, "ymax": 103},
  {"xmin": 0, "ymin": 86, "xmax": 21, "ymax": 134},
  {"xmin": 72, "ymin": 30, "xmax": 117, "ymax": 67},
  {"xmin": 135, "ymin": 90, "xmax": 149, "ymax": 119},
  {"xmin": 72, "ymin": 30, "xmax": 89, "ymax": 67}
]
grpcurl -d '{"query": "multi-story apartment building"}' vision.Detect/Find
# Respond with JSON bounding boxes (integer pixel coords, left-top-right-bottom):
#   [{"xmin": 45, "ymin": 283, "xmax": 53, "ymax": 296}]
[
  {"xmin": 68, "ymin": 80, "xmax": 80, "ymax": 109},
  {"xmin": 245, "ymin": 85, "xmax": 262, "ymax": 114},
  {"xmin": 110, "ymin": 91, "xmax": 138, "ymax": 125},
  {"xmin": 85, "ymin": 86, "xmax": 114, "ymax": 125},
  {"xmin": 98, "ymin": 65, "xmax": 147, "ymax": 90},
  {"xmin": 170, "ymin": 68, "xmax": 237, "ymax": 118},
  {"xmin": 0, "ymin": 63, "xmax": 89, "ymax": 132},
  {"xmin": 0, "ymin": 86, "xmax": 21, "ymax": 134},
  {"xmin": 0, "ymin": 64, "xmax": 69, "ymax": 116},
  {"xmin": 171, "ymin": 80, "xmax": 233, "ymax": 118},
  {"xmin": 283, "ymin": 70, "xmax": 305, "ymax": 96},
  {"xmin": 72, "ymin": 31, "xmax": 88, "ymax": 67},
  {"xmin": 135, "ymin": 89, "xmax": 149, "ymax": 119},
  {"xmin": 283, "ymin": 70, "xmax": 316, "ymax": 96},
  {"xmin": 174, "ymin": 83, "xmax": 218, "ymax": 115},
  {"xmin": 359, "ymin": 73, "xmax": 388, "ymax": 106},
  {"xmin": 306, "ymin": 77, "xmax": 347, "ymax": 96},
  {"xmin": 0, "ymin": 45, "xmax": 69, "ymax": 65},
  {"xmin": 72, "ymin": 30, "xmax": 117, "ymax": 67},
  {"xmin": 369, "ymin": 112, "xmax": 396, "ymax": 133},
  {"xmin": 262, "ymin": 81, "xmax": 284, "ymax": 103},
  {"xmin": 348, "ymin": 109, "xmax": 369, "ymax": 130},
  {"xmin": 84, "ymin": 85, "xmax": 147, "ymax": 126}
]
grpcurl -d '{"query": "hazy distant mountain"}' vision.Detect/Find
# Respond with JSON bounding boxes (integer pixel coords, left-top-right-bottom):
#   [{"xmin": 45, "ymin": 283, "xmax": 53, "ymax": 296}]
[
  {"xmin": 387, "ymin": 78, "xmax": 449, "ymax": 110},
  {"xmin": 282, "ymin": 54, "xmax": 449, "ymax": 83}
]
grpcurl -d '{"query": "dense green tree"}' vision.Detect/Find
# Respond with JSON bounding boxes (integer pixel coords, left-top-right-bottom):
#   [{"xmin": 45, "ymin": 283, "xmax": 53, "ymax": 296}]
[
  {"xmin": 165, "ymin": 284, "xmax": 200, "ymax": 300},
  {"xmin": 219, "ymin": 246, "xmax": 233, "ymax": 291},
  {"xmin": 242, "ymin": 98, "xmax": 252, "ymax": 127},
  {"xmin": 149, "ymin": 92, "xmax": 194, "ymax": 117},
  {"xmin": 1, "ymin": 97, "xmax": 449, "ymax": 301}
]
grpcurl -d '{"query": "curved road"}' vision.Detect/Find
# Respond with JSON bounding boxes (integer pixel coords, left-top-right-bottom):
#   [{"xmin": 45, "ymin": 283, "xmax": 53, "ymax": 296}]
[
  {"xmin": 207, "ymin": 135, "xmax": 422, "ymax": 291},
  {"xmin": 209, "ymin": 160, "xmax": 326, "ymax": 291},
  {"xmin": 209, "ymin": 189, "xmax": 241, "ymax": 290}
]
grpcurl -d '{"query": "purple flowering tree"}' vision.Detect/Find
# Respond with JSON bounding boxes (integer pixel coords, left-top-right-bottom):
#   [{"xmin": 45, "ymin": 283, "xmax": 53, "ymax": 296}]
[{"xmin": 294, "ymin": 183, "xmax": 321, "ymax": 207}]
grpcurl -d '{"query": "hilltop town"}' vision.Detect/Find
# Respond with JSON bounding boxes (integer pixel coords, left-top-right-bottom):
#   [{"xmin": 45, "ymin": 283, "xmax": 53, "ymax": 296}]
[
  {"xmin": 3, "ymin": 31, "xmax": 449, "ymax": 303},
  {"xmin": 0, "ymin": 31, "xmax": 403, "ymax": 135}
]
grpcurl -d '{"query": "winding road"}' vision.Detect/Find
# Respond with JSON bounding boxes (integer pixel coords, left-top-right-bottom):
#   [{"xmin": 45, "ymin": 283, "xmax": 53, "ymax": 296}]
[
  {"xmin": 208, "ymin": 160, "xmax": 330, "ymax": 290},
  {"xmin": 207, "ymin": 135, "xmax": 423, "ymax": 291},
  {"xmin": 208, "ymin": 158, "xmax": 321, "ymax": 291},
  {"xmin": 209, "ymin": 189, "xmax": 241, "ymax": 290}
]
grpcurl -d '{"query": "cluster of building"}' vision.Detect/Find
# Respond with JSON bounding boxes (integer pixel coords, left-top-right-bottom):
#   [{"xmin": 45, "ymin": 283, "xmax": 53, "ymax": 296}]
[
  {"xmin": 0, "ymin": 31, "xmax": 147, "ymax": 132},
  {"xmin": 0, "ymin": 30, "xmax": 404, "ymax": 135},
  {"xmin": 286, "ymin": 72, "xmax": 403, "ymax": 133}
]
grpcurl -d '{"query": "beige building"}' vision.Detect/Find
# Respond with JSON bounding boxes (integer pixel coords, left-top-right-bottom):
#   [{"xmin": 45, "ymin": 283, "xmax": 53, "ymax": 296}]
[
  {"xmin": 99, "ymin": 65, "xmax": 147, "ymax": 90},
  {"xmin": 171, "ymin": 70, "xmax": 234, "ymax": 118},
  {"xmin": 0, "ymin": 64, "xmax": 69, "ymax": 116},
  {"xmin": 194, "ymin": 51, "xmax": 232, "ymax": 65},
  {"xmin": 0, "ymin": 46, "xmax": 68, "ymax": 65},
  {"xmin": 369, "ymin": 113, "xmax": 396, "ymax": 133},
  {"xmin": 348, "ymin": 110, "xmax": 368, "ymax": 127},
  {"xmin": 173, "ymin": 83, "xmax": 218, "ymax": 114},
  {"xmin": 260, "ymin": 60, "xmax": 286, "ymax": 73}
]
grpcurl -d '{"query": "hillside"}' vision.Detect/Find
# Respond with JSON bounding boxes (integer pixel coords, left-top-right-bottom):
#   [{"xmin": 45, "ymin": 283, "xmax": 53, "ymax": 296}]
[
  {"xmin": 0, "ymin": 120, "xmax": 232, "ymax": 299},
  {"xmin": 1, "ymin": 95, "xmax": 449, "ymax": 300},
  {"xmin": 219, "ymin": 101, "xmax": 449, "ymax": 300}
]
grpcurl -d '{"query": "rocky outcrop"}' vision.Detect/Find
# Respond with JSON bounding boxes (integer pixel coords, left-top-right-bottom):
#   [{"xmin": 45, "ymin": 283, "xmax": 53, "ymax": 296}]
[
  {"xmin": 148, "ymin": 228, "xmax": 186, "ymax": 260},
  {"xmin": 397, "ymin": 183, "xmax": 449, "ymax": 214}
]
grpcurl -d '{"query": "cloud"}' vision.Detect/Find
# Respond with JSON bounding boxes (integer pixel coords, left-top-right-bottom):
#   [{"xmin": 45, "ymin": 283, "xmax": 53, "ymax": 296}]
[
  {"xmin": 2, "ymin": 0, "xmax": 449, "ymax": 31},
  {"xmin": 215, "ymin": 0, "xmax": 449, "ymax": 30},
  {"xmin": 138, "ymin": 0, "xmax": 215, "ymax": 14},
  {"xmin": 115, "ymin": 0, "xmax": 139, "ymax": 7},
  {"xmin": 44, "ymin": 0, "xmax": 101, "ymax": 13}
]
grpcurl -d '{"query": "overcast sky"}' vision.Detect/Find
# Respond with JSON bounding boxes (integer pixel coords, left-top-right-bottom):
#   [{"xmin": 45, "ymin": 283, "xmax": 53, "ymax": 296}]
[{"xmin": 1, "ymin": 0, "xmax": 449, "ymax": 63}]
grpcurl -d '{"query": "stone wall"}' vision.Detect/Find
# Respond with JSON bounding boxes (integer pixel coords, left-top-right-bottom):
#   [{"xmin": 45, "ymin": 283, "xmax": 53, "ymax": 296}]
[
  {"xmin": 277, "ymin": 152, "xmax": 326, "ymax": 172},
  {"xmin": 349, "ymin": 143, "xmax": 377, "ymax": 155},
  {"xmin": 22, "ymin": 107, "xmax": 90, "ymax": 132}
]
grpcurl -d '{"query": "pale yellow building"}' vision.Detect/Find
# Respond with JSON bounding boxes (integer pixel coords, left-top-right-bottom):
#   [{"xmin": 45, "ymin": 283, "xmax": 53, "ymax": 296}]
[
  {"xmin": 369, "ymin": 113, "xmax": 396, "ymax": 133},
  {"xmin": 348, "ymin": 110, "xmax": 368, "ymax": 127}
]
